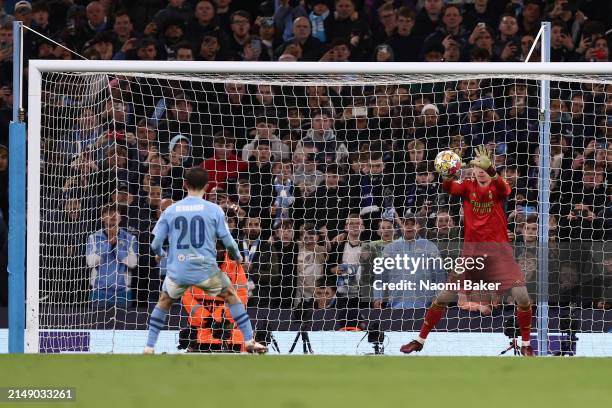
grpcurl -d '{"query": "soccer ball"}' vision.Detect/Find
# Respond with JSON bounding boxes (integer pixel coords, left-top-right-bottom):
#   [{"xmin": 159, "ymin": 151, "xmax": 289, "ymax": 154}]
[{"xmin": 434, "ymin": 150, "xmax": 462, "ymax": 177}]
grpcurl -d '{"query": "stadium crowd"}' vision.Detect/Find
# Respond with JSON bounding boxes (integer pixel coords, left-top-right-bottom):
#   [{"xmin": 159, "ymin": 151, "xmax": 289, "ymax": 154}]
[{"xmin": 0, "ymin": 1, "xmax": 611, "ymax": 328}]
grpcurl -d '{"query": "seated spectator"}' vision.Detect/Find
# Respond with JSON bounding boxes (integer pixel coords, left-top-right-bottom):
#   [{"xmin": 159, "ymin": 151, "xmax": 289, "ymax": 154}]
[
  {"xmin": 201, "ymin": 132, "xmax": 247, "ymax": 193},
  {"xmin": 86, "ymin": 204, "xmax": 138, "ymax": 307},
  {"xmin": 373, "ymin": 214, "xmax": 444, "ymax": 309},
  {"xmin": 159, "ymin": 19, "xmax": 188, "ymax": 58}
]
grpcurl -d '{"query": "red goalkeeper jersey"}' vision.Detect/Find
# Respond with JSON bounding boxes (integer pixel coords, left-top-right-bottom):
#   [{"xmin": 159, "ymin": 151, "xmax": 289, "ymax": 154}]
[{"xmin": 442, "ymin": 177, "xmax": 511, "ymax": 243}]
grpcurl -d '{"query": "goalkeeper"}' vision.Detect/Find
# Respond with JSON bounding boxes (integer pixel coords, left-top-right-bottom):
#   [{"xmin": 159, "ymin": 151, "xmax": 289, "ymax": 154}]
[
  {"xmin": 401, "ymin": 146, "xmax": 534, "ymax": 356},
  {"xmin": 144, "ymin": 167, "xmax": 267, "ymax": 354}
]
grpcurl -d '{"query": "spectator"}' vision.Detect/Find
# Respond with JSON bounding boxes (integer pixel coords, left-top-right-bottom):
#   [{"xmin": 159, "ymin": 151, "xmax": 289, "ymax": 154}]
[
  {"xmin": 186, "ymin": 0, "xmax": 225, "ymax": 49},
  {"xmin": 271, "ymin": 159, "xmax": 295, "ymax": 228},
  {"xmin": 386, "ymin": 7, "xmax": 421, "ymax": 62},
  {"xmin": 519, "ymin": 0, "xmax": 543, "ymax": 36},
  {"xmin": 425, "ymin": 4, "xmax": 468, "ymax": 50},
  {"xmin": 493, "ymin": 13, "xmax": 521, "ymax": 59},
  {"xmin": 227, "ymin": 10, "xmax": 252, "ymax": 59},
  {"xmin": 359, "ymin": 218, "xmax": 395, "ymax": 307},
  {"xmin": 373, "ymin": 214, "xmax": 444, "ymax": 309},
  {"xmin": 239, "ymin": 216, "xmax": 279, "ymax": 307},
  {"xmin": 201, "ymin": 132, "xmax": 248, "ymax": 193},
  {"xmin": 283, "ymin": 16, "xmax": 323, "ymax": 61},
  {"xmin": 256, "ymin": 16, "xmax": 279, "ymax": 61},
  {"xmin": 242, "ymin": 116, "xmax": 289, "ymax": 162},
  {"xmin": 295, "ymin": 223, "xmax": 327, "ymax": 306},
  {"xmin": 324, "ymin": 0, "xmax": 371, "ymax": 61},
  {"xmin": 463, "ymin": 0, "xmax": 500, "ymax": 32},
  {"xmin": 198, "ymin": 34, "xmax": 224, "ymax": 61},
  {"xmin": 80, "ymin": 1, "xmax": 111, "ymax": 47},
  {"xmin": 372, "ymin": 3, "xmax": 397, "ymax": 46},
  {"xmin": 413, "ymin": 0, "xmax": 443, "ymax": 38},
  {"xmin": 112, "ymin": 10, "xmax": 138, "ymax": 49},
  {"xmin": 86, "ymin": 204, "xmax": 138, "ymax": 307},
  {"xmin": 328, "ymin": 213, "xmax": 364, "ymax": 296},
  {"xmin": 273, "ymin": 0, "xmax": 308, "ymax": 42},
  {"xmin": 153, "ymin": 0, "xmax": 192, "ymax": 32},
  {"xmin": 240, "ymin": 140, "xmax": 275, "ymax": 217},
  {"xmin": 550, "ymin": 19, "xmax": 579, "ymax": 62},
  {"xmin": 173, "ymin": 42, "xmax": 194, "ymax": 61},
  {"xmin": 298, "ymin": 109, "xmax": 349, "ymax": 165},
  {"xmin": 309, "ymin": 0, "xmax": 330, "ymax": 43},
  {"xmin": 270, "ymin": 219, "xmax": 299, "ymax": 307},
  {"xmin": 156, "ymin": 94, "xmax": 207, "ymax": 157},
  {"xmin": 348, "ymin": 151, "xmax": 397, "ymax": 237}
]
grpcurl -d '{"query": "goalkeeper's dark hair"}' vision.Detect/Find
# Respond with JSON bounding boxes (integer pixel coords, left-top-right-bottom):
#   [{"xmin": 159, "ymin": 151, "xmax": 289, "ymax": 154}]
[{"xmin": 184, "ymin": 167, "xmax": 209, "ymax": 190}]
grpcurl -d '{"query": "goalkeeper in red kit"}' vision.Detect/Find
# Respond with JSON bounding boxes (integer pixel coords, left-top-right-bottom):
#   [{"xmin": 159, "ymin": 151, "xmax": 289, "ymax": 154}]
[{"xmin": 400, "ymin": 146, "xmax": 534, "ymax": 356}]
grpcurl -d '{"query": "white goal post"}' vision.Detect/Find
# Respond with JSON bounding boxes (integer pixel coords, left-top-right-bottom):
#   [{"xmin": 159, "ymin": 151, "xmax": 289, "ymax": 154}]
[{"xmin": 25, "ymin": 60, "xmax": 612, "ymax": 355}]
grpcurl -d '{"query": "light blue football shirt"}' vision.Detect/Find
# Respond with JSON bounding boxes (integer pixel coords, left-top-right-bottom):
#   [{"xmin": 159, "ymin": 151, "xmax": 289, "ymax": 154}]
[{"xmin": 151, "ymin": 196, "xmax": 240, "ymax": 285}]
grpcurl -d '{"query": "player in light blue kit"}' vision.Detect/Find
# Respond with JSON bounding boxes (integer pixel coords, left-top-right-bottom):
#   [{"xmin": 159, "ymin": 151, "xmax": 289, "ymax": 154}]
[{"xmin": 144, "ymin": 167, "xmax": 267, "ymax": 354}]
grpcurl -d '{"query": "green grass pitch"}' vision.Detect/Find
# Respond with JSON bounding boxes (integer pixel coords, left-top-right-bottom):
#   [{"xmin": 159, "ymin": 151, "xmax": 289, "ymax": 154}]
[{"xmin": 1, "ymin": 355, "xmax": 611, "ymax": 408}]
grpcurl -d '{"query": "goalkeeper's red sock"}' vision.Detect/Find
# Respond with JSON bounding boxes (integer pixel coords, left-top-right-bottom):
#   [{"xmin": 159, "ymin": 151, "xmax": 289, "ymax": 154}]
[
  {"xmin": 516, "ymin": 304, "xmax": 533, "ymax": 344},
  {"xmin": 417, "ymin": 302, "xmax": 446, "ymax": 343}
]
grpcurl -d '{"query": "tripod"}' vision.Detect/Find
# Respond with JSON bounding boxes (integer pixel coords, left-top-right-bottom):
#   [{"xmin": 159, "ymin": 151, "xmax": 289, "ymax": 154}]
[{"xmin": 289, "ymin": 323, "xmax": 313, "ymax": 354}]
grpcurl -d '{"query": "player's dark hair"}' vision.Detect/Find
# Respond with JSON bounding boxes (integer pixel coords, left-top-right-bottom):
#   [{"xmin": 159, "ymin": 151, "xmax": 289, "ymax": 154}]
[{"xmin": 184, "ymin": 167, "xmax": 209, "ymax": 190}]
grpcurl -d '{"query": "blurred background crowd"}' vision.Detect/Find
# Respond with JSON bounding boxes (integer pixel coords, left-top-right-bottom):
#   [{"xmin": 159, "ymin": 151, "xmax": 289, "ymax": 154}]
[{"xmin": 0, "ymin": 1, "xmax": 611, "ymax": 330}]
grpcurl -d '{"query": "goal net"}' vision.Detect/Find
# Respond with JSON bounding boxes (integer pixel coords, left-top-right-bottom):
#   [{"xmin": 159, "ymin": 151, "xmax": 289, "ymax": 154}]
[{"xmin": 29, "ymin": 63, "xmax": 612, "ymax": 355}]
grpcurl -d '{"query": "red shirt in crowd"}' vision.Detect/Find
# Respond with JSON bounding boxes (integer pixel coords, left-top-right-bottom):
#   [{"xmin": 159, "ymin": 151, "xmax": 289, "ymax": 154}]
[{"xmin": 200, "ymin": 153, "xmax": 248, "ymax": 192}]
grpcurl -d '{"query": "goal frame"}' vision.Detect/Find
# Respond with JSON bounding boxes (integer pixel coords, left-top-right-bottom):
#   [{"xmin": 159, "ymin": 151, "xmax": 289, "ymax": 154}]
[{"xmin": 20, "ymin": 59, "xmax": 612, "ymax": 354}]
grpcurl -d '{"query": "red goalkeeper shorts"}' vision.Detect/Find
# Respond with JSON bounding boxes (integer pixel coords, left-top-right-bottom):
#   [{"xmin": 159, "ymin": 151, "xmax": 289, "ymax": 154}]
[{"xmin": 451, "ymin": 243, "xmax": 525, "ymax": 294}]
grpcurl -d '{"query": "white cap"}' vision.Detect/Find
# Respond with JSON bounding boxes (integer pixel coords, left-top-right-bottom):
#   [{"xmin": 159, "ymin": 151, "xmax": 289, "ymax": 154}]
[{"xmin": 422, "ymin": 104, "xmax": 439, "ymax": 115}]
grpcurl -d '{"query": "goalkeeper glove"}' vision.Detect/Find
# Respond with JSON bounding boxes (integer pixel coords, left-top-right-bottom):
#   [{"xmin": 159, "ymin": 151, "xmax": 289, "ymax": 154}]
[{"xmin": 470, "ymin": 145, "xmax": 497, "ymax": 178}]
